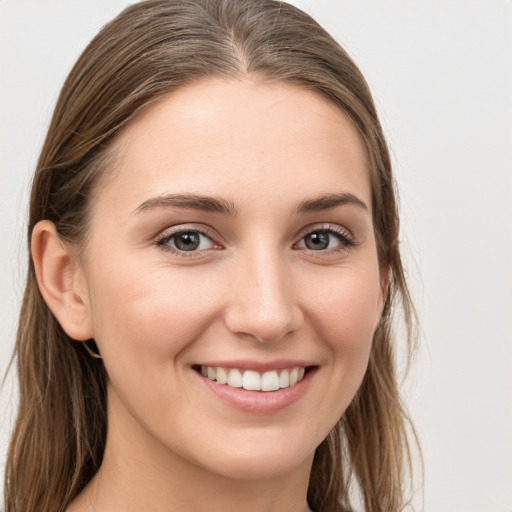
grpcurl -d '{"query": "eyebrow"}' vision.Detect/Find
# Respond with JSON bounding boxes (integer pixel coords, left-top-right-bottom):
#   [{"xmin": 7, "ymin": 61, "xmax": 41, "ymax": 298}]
[
  {"xmin": 295, "ymin": 193, "xmax": 369, "ymax": 214},
  {"xmin": 133, "ymin": 193, "xmax": 239, "ymax": 216},
  {"xmin": 133, "ymin": 191, "xmax": 368, "ymax": 217}
]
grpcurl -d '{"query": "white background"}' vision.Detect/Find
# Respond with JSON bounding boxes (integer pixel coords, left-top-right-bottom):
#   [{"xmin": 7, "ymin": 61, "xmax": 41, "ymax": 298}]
[{"xmin": 1, "ymin": 1, "xmax": 511, "ymax": 511}]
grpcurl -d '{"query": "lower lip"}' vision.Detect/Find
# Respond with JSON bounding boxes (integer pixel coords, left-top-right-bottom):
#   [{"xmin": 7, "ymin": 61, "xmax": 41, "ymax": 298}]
[{"xmin": 195, "ymin": 368, "xmax": 316, "ymax": 414}]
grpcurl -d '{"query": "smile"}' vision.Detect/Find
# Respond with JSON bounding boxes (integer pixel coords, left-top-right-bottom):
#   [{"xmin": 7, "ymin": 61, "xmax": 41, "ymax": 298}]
[{"xmin": 199, "ymin": 365, "xmax": 306, "ymax": 392}]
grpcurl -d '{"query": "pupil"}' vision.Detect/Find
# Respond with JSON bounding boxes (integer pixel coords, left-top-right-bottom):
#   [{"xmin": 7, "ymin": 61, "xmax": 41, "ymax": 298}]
[
  {"xmin": 305, "ymin": 231, "xmax": 329, "ymax": 250},
  {"xmin": 175, "ymin": 232, "xmax": 200, "ymax": 251}
]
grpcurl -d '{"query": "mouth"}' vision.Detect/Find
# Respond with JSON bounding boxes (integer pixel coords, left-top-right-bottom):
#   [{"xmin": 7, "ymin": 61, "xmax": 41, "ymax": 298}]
[
  {"xmin": 191, "ymin": 361, "xmax": 318, "ymax": 413},
  {"xmin": 193, "ymin": 364, "xmax": 311, "ymax": 392}
]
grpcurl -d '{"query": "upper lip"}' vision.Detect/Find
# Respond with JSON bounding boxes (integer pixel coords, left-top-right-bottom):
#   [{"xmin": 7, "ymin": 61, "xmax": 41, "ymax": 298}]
[{"xmin": 193, "ymin": 359, "xmax": 317, "ymax": 372}]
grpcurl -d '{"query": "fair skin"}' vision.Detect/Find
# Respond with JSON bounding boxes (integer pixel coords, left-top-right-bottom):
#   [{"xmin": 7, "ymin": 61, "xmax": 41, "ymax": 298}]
[{"xmin": 33, "ymin": 79, "xmax": 386, "ymax": 512}]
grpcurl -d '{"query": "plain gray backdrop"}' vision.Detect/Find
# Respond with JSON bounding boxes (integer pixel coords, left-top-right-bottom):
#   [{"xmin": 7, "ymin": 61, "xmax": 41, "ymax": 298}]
[{"xmin": 1, "ymin": 1, "xmax": 511, "ymax": 510}]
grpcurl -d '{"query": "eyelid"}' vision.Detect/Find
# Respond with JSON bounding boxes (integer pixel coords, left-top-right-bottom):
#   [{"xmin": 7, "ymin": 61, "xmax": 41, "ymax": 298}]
[
  {"xmin": 153, "ymin": 222, "xmax": 356, "ymax": 258},
  {"xmin": 155, "ymin": 224, "xmax": 223, "ymax": 256},
  {"xmin": 295, "ymin": 223, "xmax": 354, "ymax": 241},
  {"xmin": 293, "ymin": 223, "xmax": 356, "ymax": 252}
]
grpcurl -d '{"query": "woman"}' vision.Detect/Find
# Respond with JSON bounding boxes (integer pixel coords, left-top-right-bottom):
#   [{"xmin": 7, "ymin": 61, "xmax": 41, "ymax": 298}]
[{"xmin": 4, "ymin": 1, "xmax": 419, "ymax": 511}]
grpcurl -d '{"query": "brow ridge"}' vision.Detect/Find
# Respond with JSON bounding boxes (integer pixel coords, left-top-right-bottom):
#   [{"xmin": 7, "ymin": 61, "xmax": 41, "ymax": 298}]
[
  {"xmin": 295, "ymin": 192, "xmax": 369, "ymax": 214},
  {"xmin": 133, "ymin": 191, "xmax": 368, "ymax": 217},
  {"xmin": 133, "ymin": 193, "xmax": 238, "ymax": 216}
]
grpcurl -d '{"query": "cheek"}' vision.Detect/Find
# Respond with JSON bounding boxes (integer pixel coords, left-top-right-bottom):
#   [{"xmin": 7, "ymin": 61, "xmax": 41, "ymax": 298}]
[
  {"xmin": 306, "ymin": 263, "xmax": 382, "ymax": 404},
  {"xmin": 308, "ymin": 265, "xmax": 382, "ymax": 350},
  {"xmin": 85, "ymin": 267, "xmax": 221, "ymax": 432},
  {"xmin": 293, "ymin": 264, "xmax": 382, "ymax": 441},
  {"xmin": 87, "ymin": 265, "xmax": 221, "ymax": 363}
]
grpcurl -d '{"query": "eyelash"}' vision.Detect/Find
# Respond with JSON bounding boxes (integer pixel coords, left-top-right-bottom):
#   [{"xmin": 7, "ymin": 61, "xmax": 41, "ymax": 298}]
[
  {"xmin": 156, "ymin": 225, "xmax": 220, "ymax": 258},
  {"xmin": 155, "ymin": 224, "xmax": 356, "ymax": 258},
  {"xmin": 294, "ymin": 224, "xmax": 356, "ymax": 255}
]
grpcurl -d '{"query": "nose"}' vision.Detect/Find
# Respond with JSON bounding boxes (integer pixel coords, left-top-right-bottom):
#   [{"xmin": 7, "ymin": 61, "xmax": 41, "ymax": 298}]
[{"xmin": 223, "ymin": 248, "xmax": 304, "ymax": 343}]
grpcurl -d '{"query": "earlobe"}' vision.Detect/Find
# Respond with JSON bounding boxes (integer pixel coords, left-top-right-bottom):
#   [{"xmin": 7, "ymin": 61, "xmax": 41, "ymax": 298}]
[{"xmin": 31, "ymin": 220, "xmax": 94, "ymax": 341}]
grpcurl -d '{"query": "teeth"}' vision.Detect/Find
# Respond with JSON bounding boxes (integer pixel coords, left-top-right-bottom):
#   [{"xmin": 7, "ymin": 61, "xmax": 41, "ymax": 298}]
[
  {"xmin": 242, "ymin": 370, "xmax": 260, "ymax": 390},
  {"xmin": 227, "ymin": 368, "xmax": 243, "ymax": 388},
  {"xmin": 200, "ymin": 365, "xmax": 306, "ymax": 392},
  {"xmin": 289, "ymin": 368, "xmax": 299, "ymax": 386},
  {"xmin": 261, "ymin": 370, "xmax": 280, "ymax": 391},
  {"xmin": 278, "ymin": 369, "xmax": 290, "ymax": 388},
  {"xmin": 216, "ymin": 367, "xmax": 228, "ymax": 384}
]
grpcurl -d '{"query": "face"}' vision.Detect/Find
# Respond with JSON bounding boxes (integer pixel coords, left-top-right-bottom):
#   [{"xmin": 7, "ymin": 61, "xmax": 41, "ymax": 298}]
[{"xmin": 77, "ymin": 79, "xmax": 385, "ymax": 482}]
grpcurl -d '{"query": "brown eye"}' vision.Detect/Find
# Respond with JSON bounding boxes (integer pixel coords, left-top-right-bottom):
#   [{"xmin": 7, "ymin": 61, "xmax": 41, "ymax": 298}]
[
  {"xmin": 304, "ymin": 230, "xmax": 330, "ymax": 250},
  {"xmin": 174, "ymin": 232, "xmax": 201, "ymax": 251},
  {"xmin": 295, "ymin": 227, "xmax": 354, "ymax": 253},
  {"xmin": 159, "ymin": 230, "xmax": 216, "ymax": 252}
]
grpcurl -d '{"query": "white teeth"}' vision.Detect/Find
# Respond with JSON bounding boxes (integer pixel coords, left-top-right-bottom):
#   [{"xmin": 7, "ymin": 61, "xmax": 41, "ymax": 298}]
[
  {"xmin": 242, "ymin": 370, "xmax": 261, "ymax": 391},
  {"xmin": 227, "ymin": 368, "xmax": 243, "ymax": 388},
  {"xmin": 216, "ymin": 367, "xmax": 228, "ymax": 384},
  {"xmin": 278, "ymin": 369, "xmax": 290, "ymax": 388},
  {"xmin": 261, "ymin": 370, "xmax": 280, "ymax": 391},
  {"xmin": 200, "ymin": 365, "xmax": 307, "ymax": 392},
  {"xmin": 289, "ymin": 367, "xmax": 299, "ymax": 386}
]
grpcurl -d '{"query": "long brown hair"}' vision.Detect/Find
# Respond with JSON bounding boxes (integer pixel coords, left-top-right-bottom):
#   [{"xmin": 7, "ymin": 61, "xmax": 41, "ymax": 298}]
[{"xmin": 4, "ymin": 1, "xmax": 420, "ymax": 510}]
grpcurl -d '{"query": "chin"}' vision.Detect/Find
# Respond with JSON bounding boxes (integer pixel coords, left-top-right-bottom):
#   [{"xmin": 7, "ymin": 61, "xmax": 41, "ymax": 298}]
[
  {"xmin": 200, "ymin": 446, "xmax": 314, "ymax": 482},
  {"xmin": 182, "ymin": 423, "xmax": 324, "ymax": 482}
]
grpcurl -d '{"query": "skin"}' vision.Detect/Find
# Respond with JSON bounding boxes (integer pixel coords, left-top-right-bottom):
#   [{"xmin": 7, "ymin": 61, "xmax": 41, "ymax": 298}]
[{"xmin": 34, "ymin": 79, "xmax": 386, "ymax": 512}]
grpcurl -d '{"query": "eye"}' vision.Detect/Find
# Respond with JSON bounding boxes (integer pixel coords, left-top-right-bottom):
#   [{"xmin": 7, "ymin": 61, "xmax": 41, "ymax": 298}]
[
  {"xmin": 158, "ymin": 229, "xmax": 217, "ymax": 252},
  {"xmin": 295, "ymin": 227, "xmax": 354, "ymax": 252}
]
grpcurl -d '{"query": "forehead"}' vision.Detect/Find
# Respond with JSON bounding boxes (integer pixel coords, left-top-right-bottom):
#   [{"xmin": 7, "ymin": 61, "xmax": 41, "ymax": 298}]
[{"xmin": 94, "ymin": 78, "xmax": 370, "ymax": 217}]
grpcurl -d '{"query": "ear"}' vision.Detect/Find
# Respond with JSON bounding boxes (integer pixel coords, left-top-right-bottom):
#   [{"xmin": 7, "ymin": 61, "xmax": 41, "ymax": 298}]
[{"xmin": 31, "ymin": 220, "xmax": 94, "ymax": 341}]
